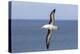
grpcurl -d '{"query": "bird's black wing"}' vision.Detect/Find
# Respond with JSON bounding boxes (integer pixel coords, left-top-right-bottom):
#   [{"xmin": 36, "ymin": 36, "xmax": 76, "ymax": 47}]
[
  {"xmin": 46, "ymin": 29, "xmax": 52, "ymax": 49},
  {"xmin": 49, "ymin": 9, "xmax": 56, "ymax": 25}
]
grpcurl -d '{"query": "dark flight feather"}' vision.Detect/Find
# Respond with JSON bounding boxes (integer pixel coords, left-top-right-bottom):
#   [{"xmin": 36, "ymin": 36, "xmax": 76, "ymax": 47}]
[{"xmin": 49, "ymin": 9, "xmax": 56, "ymax": 24}]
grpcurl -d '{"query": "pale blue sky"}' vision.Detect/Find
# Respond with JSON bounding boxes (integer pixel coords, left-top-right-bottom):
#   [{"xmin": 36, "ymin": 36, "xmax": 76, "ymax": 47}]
[{"xmin": 11, "ymin": 1, "xmax": 78, "ymax": 20}]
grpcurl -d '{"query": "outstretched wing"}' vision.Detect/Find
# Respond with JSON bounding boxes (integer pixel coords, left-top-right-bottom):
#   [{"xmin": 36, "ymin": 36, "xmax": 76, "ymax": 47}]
[
  {"xmin": 49, "ymin": 9, "xmax": 56, "ymax": 25},
  {"xmin": 46, "ymin": 29, "xmax": 52, "ymax": 49}
]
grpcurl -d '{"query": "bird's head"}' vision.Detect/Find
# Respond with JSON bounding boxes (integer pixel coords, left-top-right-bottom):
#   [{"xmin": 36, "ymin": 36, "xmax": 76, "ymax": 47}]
[{"xmin": 41, "ymin": 25, "xmax": 49, "ymax": 29}]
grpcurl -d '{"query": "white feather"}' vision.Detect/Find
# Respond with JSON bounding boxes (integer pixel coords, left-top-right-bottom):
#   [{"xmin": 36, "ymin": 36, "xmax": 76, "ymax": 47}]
[{"xmin": 41, "ymin": 24, "xmax": 58, "ymax": 30}]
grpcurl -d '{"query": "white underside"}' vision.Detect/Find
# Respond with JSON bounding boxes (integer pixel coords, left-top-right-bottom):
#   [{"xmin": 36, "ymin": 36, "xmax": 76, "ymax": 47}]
[{"xmin": 41, "ymin": 24, "xmax": 58, "ymax": 30}]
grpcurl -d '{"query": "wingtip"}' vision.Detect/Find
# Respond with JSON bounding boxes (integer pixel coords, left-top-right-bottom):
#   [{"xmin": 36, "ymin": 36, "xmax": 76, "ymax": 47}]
[
  {"xmin": 50, "ymin": 9, "xmax": 56, "ymax": 15},
  {"xmin": 46, "ymin": 45, "xmax": 49, "ymax": 50},
  {"xmin": 46, "ymin": 45, "xmax": 49, "ymax": 49},
  {"xmin": 53, "ymin": 9, "xmax": 56, "ymax": 13},
  {"xmin": 46, "ymin": 43, "xmax": 49, "ymax": 49}
]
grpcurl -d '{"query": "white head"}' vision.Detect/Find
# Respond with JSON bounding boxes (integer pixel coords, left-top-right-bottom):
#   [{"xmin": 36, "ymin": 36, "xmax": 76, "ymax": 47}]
[{"xmin": 41, "ymin": 25, "xmax": 49, "ymax": 29}]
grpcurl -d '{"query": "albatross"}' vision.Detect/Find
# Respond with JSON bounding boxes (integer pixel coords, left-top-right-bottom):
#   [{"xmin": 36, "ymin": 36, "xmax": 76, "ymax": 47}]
[{"xmin": 41, "ymin": 9, "xmax": 58, "ymax": 49}]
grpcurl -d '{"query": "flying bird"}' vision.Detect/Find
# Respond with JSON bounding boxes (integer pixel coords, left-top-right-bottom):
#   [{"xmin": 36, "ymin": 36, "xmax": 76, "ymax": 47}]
[{"xmin": 41, "ymin": 9, "xmax": 58, "ymax": 49}]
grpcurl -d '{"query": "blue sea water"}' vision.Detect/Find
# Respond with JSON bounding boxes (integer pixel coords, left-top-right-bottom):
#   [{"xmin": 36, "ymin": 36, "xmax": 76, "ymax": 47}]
[{"xmin": 11, "ymin": 20, "xmax": 78, "ymax": 53}]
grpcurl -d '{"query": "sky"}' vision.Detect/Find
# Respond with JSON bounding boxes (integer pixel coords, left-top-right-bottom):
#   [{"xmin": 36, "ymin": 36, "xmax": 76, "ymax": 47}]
[{"xmin": 11, "ymin": 1, "xmax": 78, "ymax": 20}]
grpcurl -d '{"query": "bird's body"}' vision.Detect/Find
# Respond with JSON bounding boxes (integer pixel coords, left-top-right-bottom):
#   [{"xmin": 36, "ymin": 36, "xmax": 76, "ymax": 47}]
[
  {"xmin": 41, "ymin": 24, "xmax": 58, "ymax": 30},
  {"xmin": 41, "ymin": 9, "xmax": 58, "ymax": 49}
]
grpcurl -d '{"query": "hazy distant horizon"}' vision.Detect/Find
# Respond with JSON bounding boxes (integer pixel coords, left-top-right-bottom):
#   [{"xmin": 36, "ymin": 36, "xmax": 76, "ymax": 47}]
[{"xmin": 11, "ymin": 18, "xmax": 78, "ymax": 20}]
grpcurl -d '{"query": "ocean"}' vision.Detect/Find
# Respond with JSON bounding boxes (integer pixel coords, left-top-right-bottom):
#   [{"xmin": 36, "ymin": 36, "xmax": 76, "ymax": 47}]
[{"xmin": 11, "ymin": 20, "xmax": 78, "ymax": 53}]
